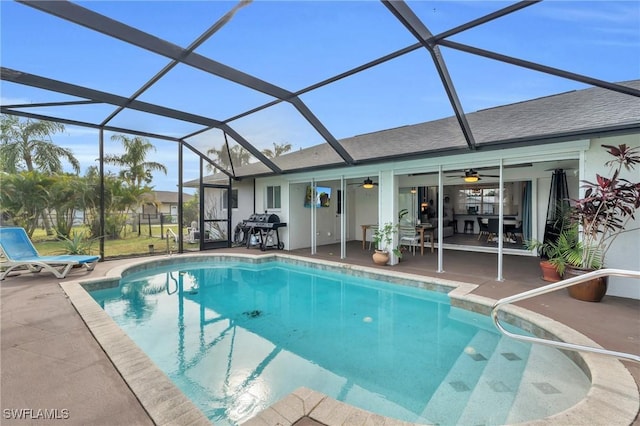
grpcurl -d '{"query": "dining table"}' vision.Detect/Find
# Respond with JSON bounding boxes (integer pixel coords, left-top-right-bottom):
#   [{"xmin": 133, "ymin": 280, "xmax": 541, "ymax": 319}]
[
  {"xmin": 361, "ymin": 223, "xmax": 434, "ymax": 255},
  {"xmin": 480, "ymin": 218, "xmax": 521, "ymax": 242}
]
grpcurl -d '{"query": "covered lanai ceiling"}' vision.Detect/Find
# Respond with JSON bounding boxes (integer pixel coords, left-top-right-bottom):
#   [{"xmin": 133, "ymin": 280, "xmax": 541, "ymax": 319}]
[{"xmin": 2, "ymin": 0, "xmax": 639, "ymax": 179}]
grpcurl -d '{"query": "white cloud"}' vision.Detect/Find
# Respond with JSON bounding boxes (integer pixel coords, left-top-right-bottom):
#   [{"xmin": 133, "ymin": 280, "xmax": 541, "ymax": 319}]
[
  {"xmin": 1, "ymin": 96, "xmax": 31, "ymax": 105},
  {"xmin": 534, "ymin": 2, "xmax": 638, "ymax": 26}
]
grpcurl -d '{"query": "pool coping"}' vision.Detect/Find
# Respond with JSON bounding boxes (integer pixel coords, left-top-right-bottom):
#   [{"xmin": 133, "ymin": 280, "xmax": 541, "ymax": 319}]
[{"xmin": 60, "ymin": 252, "xmax": 639, "ymax": 426}]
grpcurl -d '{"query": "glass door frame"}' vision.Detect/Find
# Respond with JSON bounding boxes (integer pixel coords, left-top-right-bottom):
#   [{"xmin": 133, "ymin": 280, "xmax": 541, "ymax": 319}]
[{"xmin": 200, "ymin": 183, "xmax": 232, "ymax": 250}]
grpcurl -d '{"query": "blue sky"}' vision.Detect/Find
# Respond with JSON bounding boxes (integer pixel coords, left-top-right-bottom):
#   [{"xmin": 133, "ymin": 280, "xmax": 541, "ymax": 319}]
[{"xmin": 1, "ymin": 0, "xmax": 639, "ymax": 191}]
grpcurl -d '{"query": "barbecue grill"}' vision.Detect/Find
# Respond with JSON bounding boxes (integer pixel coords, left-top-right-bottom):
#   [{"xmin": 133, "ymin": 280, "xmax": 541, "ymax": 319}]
[{"xmin": 237, "ymin": 213, "xmax": 286, "ymax": 250}]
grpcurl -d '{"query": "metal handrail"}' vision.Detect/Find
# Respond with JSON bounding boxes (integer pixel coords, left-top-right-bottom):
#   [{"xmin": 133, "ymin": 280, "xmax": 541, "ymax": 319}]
[
  {"xmin": 491, "ymin": 268, "xmax": 640, "ymax": 363},
  {"xmin": 166, "ymin": 229, "xmax": 178, "ymax": 255}
]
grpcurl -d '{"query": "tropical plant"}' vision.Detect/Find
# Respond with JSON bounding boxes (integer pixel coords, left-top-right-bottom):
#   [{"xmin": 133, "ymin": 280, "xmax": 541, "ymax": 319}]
[
  {"xmin": 0, "ymin": 115, "xmax": 80, "ymax": 235},
  {"xmin": 540, "ymin": 224, "xmax": 602, "ymax": 276},
  {"xmin": 372, "ymin": 222, "xmax": 402, "ymax": 258},
  {"xmin": 48, "ymin": 173, "xmax": 91, "ymax": 238},
  {"xmin": 182, "ymin": 191, "xmax": 199, "ymax": 227},
  {"xmin": 83, "ymin": 167, "xmax": 141, "ymax": 239},
  {"xmin": 563, "ymin": 144, "xmax": 640, "ymax": 270},
  {"xmin": 0, "ymin": 115, "xmax": 78, "ymax": 174},
  {"xmin": 104, "ymin": 134, "xmax": 167, "ymax": 189},
  {"xmin": 57, "ymin": 230, "xmax": 98, "ymax": 255},
  {"xmin": 261, "ymin": 142, "xmax": 292, "ymax": 159},
  {"xmin": 525, "ymin": 203, "xmax": 572, "ymax": 277},
  {"xmin": 0, "ymin": 171, "xmax": 53, "ymax": 237},
  {"xmin": 207, "ymin": 144, "xmax": 251, "ymax": 173}
]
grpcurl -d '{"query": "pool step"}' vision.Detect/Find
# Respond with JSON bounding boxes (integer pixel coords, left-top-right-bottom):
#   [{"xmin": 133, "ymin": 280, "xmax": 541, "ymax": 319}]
[
  {"xmin": 504, "ymin": 344, "xmax": 590, "ymax": 423},
  {"xmin": 418, "ymin": 329, "xmax": 501, "ymax": 425},
  {"xmin": 455, "ymin": 335, "xmax": 531, "ymax": 425}
]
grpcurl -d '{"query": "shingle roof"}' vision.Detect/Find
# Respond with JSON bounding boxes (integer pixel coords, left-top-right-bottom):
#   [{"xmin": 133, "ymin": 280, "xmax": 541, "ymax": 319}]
[
  {"xmin": 222, "ymin": 81, "xmax": 640, "ymax": 179},
  {"xmin": 144, "ymin": 191, "xmax": 195, "ymax": 203}
]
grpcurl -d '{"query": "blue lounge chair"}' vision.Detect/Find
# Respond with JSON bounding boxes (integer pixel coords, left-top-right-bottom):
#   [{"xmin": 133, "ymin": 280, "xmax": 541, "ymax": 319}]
[{"xmin": 0, "ymin": 227, "xmax": 99, "ymax": 280}]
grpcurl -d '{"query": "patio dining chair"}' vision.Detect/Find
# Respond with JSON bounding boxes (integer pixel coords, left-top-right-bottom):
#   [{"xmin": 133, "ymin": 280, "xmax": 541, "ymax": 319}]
[
  {"xmin": 399, "ymin": 226, "xmax": 420, "ymax": 256},
  {"xmin": 0, "ymin": 227, "xmax": 99, "ymax": 280},
  {"xmin": 487, "ymin": 218, "xmax": 500, "ymax": 243},
  {"xmin": 477, "ymin": 217, "xmax": 489, "ymax": 240}
]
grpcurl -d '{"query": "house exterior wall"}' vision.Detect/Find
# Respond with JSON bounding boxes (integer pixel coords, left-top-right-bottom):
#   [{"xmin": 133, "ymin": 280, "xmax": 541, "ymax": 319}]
[
  {"xmin": 254, "ymin": 176, "xmax": 291, "ymax": 247},
  {"xmin": 229, "ymin": 180, "xmax": 255, "ymax": 234},
  {"xmin": 252, "ymin": 136, "xmax": 639, "ymax": 299},
  {"xmin": 583, "ymin": 134, "xmax": 640, "ymax": 299}
]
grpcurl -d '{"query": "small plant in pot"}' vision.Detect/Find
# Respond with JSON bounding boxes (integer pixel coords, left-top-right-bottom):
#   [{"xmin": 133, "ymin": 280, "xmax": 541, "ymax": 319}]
[
  {"xmin": 526, "ymin": 204, "xmax": 572, "ymax": 282},
  {"xmin": 561, "ymin": 144, "xmax": 640, "ymax": 301},
  {"xmin": 372, "ymin": 222, "xmax": 401, "ymax": 265},
  {"xmin": 525, "ymin": 237, "xmax": 563, "ymax": 282}
]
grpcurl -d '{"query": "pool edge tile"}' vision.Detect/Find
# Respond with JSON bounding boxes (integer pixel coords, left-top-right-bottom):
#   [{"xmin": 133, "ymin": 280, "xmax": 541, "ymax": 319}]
[
  {"xmin": 61, "ymin": 254, "xmax": 639, "ymax": 426},
  {"xmin": 60, "ymin": 278, "xmax": 212, "ymax": 426}
]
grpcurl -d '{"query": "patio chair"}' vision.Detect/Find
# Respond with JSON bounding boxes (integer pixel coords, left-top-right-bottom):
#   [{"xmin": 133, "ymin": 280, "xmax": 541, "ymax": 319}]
[
  {"xmin": 487, "ymin": 218, "xmax": 500, "ymax": 243},
  {"xmin": 399, "ymin": 226, "xmax": 420, "ymax": 256},
  {"xmin": 477, "ymin": 217, "xmax": 489, "ymax": 240},
  {"xmin": 0, "ymin": 227, "xmax": 99, "ymax": 280}
]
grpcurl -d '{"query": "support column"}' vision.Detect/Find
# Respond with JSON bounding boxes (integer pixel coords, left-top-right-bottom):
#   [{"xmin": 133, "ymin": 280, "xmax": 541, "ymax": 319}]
[
  {"xmin": 497, "ymin": 159, "xmax": 504, "ymax": 281},
  {"xmin": 378, "ymin": 170, "xmax": 398, "ymax": 265},
  {"xmin": 310, "ymin": 179, "xmax": 316, "ymax": 255},
  {"xmin": 340, "ymin": 176, "xmax": 346, "ymax": 259},
  {"xmin": 437, "ymin": 165, "xmax": 444, "ymax": 273}
]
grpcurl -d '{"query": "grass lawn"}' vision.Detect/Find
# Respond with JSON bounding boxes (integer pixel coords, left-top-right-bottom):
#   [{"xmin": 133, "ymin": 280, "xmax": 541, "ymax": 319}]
[{"xmin": 30, "ymin": 225, "xmax": 199, "ymax": 257}]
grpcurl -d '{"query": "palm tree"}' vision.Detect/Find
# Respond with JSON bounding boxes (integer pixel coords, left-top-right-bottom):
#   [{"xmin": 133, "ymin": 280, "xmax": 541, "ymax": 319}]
[
  {"xmin": 0, "ymin": 171, "xmax": 53, "ymax": 237},
  {"xmin": 261, "ymin": 142, "xmax": 292, "ymax": 159},
  {"xmin": 104, "ymin": 134, "xmax": 167, "ymax": 189},
  {"xmin": 206, "ymin": 144, "xmax": 251, "ymax": 173},
  {"xmin": 0, "ymin": 115, "xmax": 79, "ymax": 174},
  {"xmin": 1, "ymin": 115, "xmax": 80, "ymax": 235},
  {"xmin": 103, "ymin": 135, "xmax": 167, "ymax": 237}
]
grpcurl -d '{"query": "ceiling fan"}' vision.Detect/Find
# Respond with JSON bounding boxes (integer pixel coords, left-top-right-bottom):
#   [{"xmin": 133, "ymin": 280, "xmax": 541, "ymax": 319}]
[
  {"xmin": 446, "ymin": 169, "xmax": 499, "ymax": 182},
  {"xmin": 349, "ymin": 177, "xmax": 378, "ymax": 188}
]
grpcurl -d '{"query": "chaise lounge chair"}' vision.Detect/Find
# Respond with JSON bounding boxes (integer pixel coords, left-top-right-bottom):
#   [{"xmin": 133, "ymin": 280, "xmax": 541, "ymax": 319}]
[{"xmin": 0, "ymin": 227, "xmax": 99, "ymax": 280}]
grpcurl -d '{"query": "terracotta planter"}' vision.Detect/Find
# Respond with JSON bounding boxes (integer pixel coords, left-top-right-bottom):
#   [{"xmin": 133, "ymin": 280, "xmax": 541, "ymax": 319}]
[
  {"xmin": 564, "ymin": 266, "xmax": 608, "ymax": 302},
  {"xmin": 539, "ymin": 260, "xmax": 561, "ymax": 282},
  {"xmin": 372, "ymin": 250, "xmax": 389, "ymax": 265}
]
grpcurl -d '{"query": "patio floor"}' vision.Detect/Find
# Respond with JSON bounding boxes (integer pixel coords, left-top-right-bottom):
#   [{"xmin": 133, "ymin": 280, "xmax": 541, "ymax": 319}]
[{"xmin": 1, "ymin": 243, "xmax": 638, "ymax": 425}]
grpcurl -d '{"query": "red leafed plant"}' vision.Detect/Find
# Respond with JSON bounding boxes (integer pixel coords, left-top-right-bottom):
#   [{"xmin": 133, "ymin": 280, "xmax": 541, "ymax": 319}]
[{"xmin": 568, "ymin": 144, "xmax": 640, "ymax": 269}]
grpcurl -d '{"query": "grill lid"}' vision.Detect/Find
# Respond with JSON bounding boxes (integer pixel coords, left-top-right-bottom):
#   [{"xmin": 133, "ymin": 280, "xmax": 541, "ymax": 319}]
[{"xmin": 247, "ymin": 213, "xmax": 280, "ymax": 223}]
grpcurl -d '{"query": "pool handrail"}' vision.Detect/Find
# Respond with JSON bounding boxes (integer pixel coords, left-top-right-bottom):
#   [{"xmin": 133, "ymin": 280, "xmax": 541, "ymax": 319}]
[{"xmin": 491, "ymin": 268, "xmax": 640, "ymax": 363}]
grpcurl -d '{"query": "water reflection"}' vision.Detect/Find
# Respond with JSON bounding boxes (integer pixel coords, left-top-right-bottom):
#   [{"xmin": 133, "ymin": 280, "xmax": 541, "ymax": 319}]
[{"xmin": 92, "ymin": 263, "xmax": 588, "ymax": 426}]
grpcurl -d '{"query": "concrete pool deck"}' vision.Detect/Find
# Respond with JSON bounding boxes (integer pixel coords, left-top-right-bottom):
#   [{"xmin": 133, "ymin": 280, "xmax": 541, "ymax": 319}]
[{"xmin": 1, "ymin": 245, "xmax": 638, "ymax": 425}]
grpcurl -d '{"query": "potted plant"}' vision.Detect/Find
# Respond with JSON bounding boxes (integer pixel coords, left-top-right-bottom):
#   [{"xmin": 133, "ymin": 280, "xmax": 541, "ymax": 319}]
[
  {"xmin": 560, "ymin": 144, "xmax": 640, "ymax": 301},
  {"xmin": 526, "ymin": 204, "xmax": 572, "ymax": 282},
  {"xmin": 526, "ymin": 237, "xmax": 563, "ymax": 282},
  {"xmin": 372, "ymin": 222, "xmax": 401, "ymax": 265}
]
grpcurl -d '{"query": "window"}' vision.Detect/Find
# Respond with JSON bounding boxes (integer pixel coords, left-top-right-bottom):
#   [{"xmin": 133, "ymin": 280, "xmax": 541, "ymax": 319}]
[
  {"xmin": 266, "ymin": 185, "xmax": 281, "ymax": 209},
  {"xmin": 455, "ymin": 182, "xmax": 516, "ymax": 215},
  {"xmin": 222, "ymin": 189, "xmax": 238, "ymax": 209}
]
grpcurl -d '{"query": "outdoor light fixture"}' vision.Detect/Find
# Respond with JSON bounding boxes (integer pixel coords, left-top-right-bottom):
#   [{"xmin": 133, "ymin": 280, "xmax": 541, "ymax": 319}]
[
  {"xmin": 464, "ymin": 175, "xmax": 479, "ymax": 183},
  {"xmin": 410, "ymin": 187, "xmax": 417, "ymax": 194},
  {"xmin": 362, "ymin": 178, "xmax": 375, "ymax": 189}
]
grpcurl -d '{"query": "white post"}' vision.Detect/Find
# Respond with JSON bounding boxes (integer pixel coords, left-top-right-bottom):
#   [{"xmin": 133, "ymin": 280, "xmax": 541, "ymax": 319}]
[
  {"xmin": 340, "ymin": 176, "xmax": 346, "ymax": 259},
  {"xmin": 378, "ymin": 170, "xmax": 397, "ymax": 265},
  {"xmin": 497, "ymin": 159, "xmax": 504, "ymax": 281},
  {"xmin": 311, "ymin": 179, "xmax": 316, "ymax": 255},
  {"xmin": 437, "ymin": 165, "xmax": 444, "ymax": 273}
]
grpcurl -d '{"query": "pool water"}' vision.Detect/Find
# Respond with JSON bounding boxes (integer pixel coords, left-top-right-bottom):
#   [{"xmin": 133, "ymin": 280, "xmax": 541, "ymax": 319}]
[{"xmin": 90, "ymin": 260, "xmax": 589, "ymax": 425}]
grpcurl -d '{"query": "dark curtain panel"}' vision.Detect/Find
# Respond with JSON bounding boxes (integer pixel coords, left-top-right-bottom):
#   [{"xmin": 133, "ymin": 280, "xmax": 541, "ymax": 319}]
[
  {"xmin": 522, "ymin": 181, "xmax": 532, "ymax": 242},
  {"xmin": 543, "ymin": 169, "xmax": 570, "ymax": 251}
]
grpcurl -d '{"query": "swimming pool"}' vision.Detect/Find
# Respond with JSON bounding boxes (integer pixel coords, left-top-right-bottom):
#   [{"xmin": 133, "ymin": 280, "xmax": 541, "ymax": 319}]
[{"xmin": 88, "ymin": 256, "xmax": 592, "ymax": 425}]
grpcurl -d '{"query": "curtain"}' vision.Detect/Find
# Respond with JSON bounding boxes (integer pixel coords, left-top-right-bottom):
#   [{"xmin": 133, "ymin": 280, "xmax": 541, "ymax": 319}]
[
  {"xmin": 522, "ymin": 181, "xmax": 532, "ymax": 242},
  {"xmin": 543, "ymin": 169, "xmax": 570, "ymax": 245}
]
